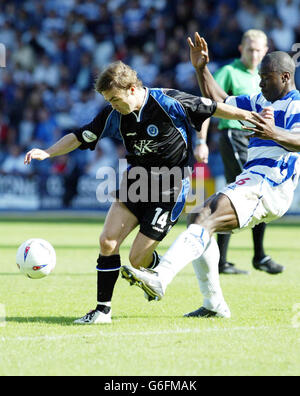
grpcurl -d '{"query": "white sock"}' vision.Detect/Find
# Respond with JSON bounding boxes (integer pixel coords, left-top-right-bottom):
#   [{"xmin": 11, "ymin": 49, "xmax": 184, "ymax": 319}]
[
  {"xmin": 156, "ymin": 224, "xmax": 211, "ymax": 292},
  {"xmin": 192, "ymin": 236, "xmax": 227, "ymax": 311}
]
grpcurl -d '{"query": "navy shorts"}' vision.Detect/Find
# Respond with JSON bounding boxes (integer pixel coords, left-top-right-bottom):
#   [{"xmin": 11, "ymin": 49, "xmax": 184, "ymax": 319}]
[{"xmin": 116, "ymin": 174, "xmax": 190, "ymax": 241}]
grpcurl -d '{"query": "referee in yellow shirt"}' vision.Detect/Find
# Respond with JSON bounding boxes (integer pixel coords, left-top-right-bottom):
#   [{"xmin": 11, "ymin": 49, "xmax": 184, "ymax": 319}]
[{"xmin": 195, "ymin": 29, "xmax": 284, "ymax": 275}]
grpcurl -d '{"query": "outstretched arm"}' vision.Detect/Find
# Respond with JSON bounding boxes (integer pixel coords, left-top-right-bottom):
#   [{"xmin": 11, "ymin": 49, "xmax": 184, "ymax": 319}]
[
  {"xmin": 24, "ymin": 133, "xmax": 81, "ymax": 165},
  {"xmin": 187, "ymin": 32, "xmax": 228, "ymax": 102},
  {"xmin": 214, "ymin": 102, "xmax": 254, "ymax": 122}
]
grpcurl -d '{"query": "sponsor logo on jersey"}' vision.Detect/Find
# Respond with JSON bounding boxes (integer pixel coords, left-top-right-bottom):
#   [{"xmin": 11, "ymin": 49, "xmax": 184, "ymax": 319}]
[
  {"xmin": 133, "ymin": 140, "xmax": 156, "ymax": 155},
  {"xmin": 147, "ymin": 124, "xmax": 159, "ymax": 137},
  {"xmin": 82, "ymin": 130, "xmax": 97, "ymax": 143}
]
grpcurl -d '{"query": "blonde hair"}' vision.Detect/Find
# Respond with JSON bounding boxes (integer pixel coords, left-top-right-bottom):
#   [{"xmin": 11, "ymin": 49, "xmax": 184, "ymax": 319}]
[
  {"xmin": 241, "ymin": 29, "xmax": 268, "ymax": 46},
  {"xmin": 95, "ymin": 61, "xmax": 143, "ymax": 93}
]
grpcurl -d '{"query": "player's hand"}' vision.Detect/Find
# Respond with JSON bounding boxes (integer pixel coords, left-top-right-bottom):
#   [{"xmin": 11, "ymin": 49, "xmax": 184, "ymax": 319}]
[
  {"xmin": 187, "ymin": 32, "xmax": 209, "ymax": 69},
  {"xmin": 242, "ymin": 111, "xmax": 276, "ymax": 140},
  {"xmin": 24, "ymin": 149, "xmax": 50, "ymax": 165},
  {"xmin": 260, "ymin": 107, "xmax": 274, "ymax": 122},
  {"xmin": 194, "ymin": 143, "xmax": 209, "ymax": 164}
]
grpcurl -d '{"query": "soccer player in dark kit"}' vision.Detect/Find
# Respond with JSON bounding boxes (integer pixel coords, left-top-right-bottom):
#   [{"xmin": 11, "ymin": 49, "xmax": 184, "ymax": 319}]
[{"xmin": 24, "ymin": 61, "xmax": 257, "ymax": 324}]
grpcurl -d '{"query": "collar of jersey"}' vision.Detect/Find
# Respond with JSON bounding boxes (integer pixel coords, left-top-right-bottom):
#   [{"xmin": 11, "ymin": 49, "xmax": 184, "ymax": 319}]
[
  {"xmin": 131, "ymin": 87, "xmax": 150, "ymax": 122},
  {"xmin": 279, "ymin": 89, "xmax": 300, "ymax": 101},
  {"xmin": 233, "ymin": 58, "xmax": 258, "ymax": 76}
]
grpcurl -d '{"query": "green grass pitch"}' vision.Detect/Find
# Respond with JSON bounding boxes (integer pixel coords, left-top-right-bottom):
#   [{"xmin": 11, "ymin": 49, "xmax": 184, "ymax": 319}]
[{"xmin": 0, "ymin": 217, "xmax": 300, "ymax": 376}]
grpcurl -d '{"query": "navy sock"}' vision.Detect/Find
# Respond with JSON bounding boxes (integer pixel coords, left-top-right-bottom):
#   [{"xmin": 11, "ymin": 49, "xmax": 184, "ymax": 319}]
[
  {"xmin": 148, "ymin": 251, "xmax": 160, "ymax": 270},
  {"xmin": 252, "ymin": 223, "xmax": 266, "ymax": 261},
  {"xmin": 96, "ymin": 254, "xmax": 121, "ymax": 304},
  {"xmin": 217, "ymin": 233, "xmax": 231, "ymax": 268}
]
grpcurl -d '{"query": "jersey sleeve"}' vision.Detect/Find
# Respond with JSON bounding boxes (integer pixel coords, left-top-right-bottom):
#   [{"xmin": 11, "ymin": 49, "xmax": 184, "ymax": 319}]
[
  {"xmin": 225, "ymin": 94, "xmax": 256, "ymax": 111},
  {"xmin": 163, "ymin": 89, "xmax": 217, "ymax": 130},
  {"xmin": 73, "ymin": 105, "xmax": 122, "ymax": 151}
]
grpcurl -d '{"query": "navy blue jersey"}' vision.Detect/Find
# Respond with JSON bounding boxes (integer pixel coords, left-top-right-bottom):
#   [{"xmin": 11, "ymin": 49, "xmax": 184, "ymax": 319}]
[{"xmin": 74, "ymin": 88, "xmax": 217, "ymax": 170}]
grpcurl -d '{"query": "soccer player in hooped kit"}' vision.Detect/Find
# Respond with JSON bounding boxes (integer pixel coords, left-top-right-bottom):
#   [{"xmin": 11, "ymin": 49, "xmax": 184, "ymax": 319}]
[
  {"xmin": 24, "ymin": 61, "xmax": 257, "ymax": 324},
  {"xmin": 197, "ymin": 29, "xmax": 284, "ymax": 275},
  {"xmin": 121, "ymin": 35, "xmax": 300, "ymax": 319}
]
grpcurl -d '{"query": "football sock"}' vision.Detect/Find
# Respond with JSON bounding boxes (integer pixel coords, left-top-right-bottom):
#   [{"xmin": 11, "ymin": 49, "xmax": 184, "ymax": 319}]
[
  {"xmin": 148, "ymin": 250, "xmax": 160, "ymax": 270},
  {"xmin": 252, "ymin": 222, "xmax": 266, "ymax": 261},
  {"xmin": 156, "ymin": 224, "xmax": 211, "ymax": 291},
  {"xmin": 217, "ymin": 233, "xmax": 231, "ymax": 268},
  {"xmin": 192, "ymin": 237, "xmax": 227, "ymax": 311},
  {"xmin": 96, "ymin": 304, "xmax": 111, "ymax": 314},
  {"xmin": 96, "ymin": 254, "xmax": 121, "ymax": 307}
]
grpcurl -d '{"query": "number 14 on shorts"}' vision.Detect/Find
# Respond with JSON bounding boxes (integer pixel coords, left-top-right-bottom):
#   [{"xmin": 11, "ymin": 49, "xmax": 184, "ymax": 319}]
[{"xmin": 151, "ymin": 208, "xmax": 169, "ymax": 229}]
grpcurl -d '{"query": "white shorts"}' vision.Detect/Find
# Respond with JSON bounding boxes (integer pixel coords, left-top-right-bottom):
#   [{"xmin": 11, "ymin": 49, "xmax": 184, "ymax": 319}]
[{"xmin": 221, "ymin": 170, "xmax": 297, "ymax": 231}]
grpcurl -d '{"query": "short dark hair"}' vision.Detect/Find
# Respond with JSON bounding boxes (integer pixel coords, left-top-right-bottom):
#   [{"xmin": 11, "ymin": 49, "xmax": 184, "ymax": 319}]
[{"xmin": 261, "ymin": 51, "xmax": 296, "ymax": 76}]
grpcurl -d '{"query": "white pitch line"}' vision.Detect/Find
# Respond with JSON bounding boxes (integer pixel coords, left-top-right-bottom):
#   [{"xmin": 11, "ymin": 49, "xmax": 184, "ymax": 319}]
[{"xmin": 0, "ymin": 325, "xmax": 293, "ymax": 342}]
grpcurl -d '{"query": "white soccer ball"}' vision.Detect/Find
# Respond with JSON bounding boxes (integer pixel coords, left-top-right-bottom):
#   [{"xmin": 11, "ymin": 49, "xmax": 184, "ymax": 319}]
[{"xmin": 16, "ymin": 239, "xmax": 56, "ymax": 279}]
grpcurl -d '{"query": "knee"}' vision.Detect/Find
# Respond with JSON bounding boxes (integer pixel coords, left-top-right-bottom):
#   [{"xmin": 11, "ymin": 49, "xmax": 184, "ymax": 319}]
[{"xmin": 99, "ymin": 233, "xmax": 119, "ymax": 255}]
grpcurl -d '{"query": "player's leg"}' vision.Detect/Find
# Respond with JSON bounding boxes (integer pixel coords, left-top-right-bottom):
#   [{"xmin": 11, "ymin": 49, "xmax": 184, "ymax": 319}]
[
  {"xmin": 97, "ymin": 200, "xmax": 139, "ymax": 303},
  {"xmin": 121, "ymin": 193, "xmax": 239, "ymax": 303},
  {"xmin": 129, "ymin": 232, "xmax": 160, "ymax": 269},
  {"xmin": 252, "ymin": 222, "xmax": 266, "ymax": 262},
  {"xmin": 217, "ymin": 129, "xmax": 249, "ymax": 274},
  {"xmin": 185, "ymin": 236, "xmax": 231, "ymax": 318},
  {"xmin": 217, "ymin": 233, "xmax": 231, "ymax": 268},
  {"xmin": 74, "ymin": 201, "xmax": 139, "ymax": 324},
  {"xmin": 121, "ymin": 178, "xmax": 190, "ymax": 299},
  {"xmin": 124, "ymin": 233, "xmax": 161, "ymax": 300},
  {"xmin": 154, "ymin": 193, "xmax": 238, "ymax": 292},
  {"xmin": 252, "ymin": 222, "xmax": 284, "ymax": 274}
]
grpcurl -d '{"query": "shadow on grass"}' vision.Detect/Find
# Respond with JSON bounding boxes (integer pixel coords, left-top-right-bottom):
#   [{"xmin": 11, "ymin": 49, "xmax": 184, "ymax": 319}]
[
  {"xmin": 6, "ymin": 314, "xmax": 179, "ymax": 325},
  {"xmin": 6, "ymin": 316, "xmax": 77, "ymax": 326},
  {"xmin": 0, "ymin": 218, "xmax": 106, "ymax": 225},
  {"xmin": 0, "ymin": 273, "xmax": 21, "ymax": 276},
  {"xmin": 0, "ymin": 244, "xmax": 99, "ymax": 250},
  {"xmin": 0, "ymin": 272, "xmax": 95, "ymax": 276}
]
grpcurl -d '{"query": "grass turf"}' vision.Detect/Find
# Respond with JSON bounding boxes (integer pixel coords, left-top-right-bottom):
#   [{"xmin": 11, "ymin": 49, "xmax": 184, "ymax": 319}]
[{"xmin": 0, "ymin": 218, "xmax": 300, "ymax": 376}]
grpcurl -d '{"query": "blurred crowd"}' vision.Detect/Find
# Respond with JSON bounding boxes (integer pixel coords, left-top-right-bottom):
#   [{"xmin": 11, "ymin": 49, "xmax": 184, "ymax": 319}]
[{"xmin": 1, "ymin": 0, "xmax": 300, "ymax": 185}]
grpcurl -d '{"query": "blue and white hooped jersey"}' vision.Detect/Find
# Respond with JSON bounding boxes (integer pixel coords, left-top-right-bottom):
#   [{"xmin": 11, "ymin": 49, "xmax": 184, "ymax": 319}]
[{"xmin": 225, "ymin": 90, "xmax": 300, "ymax": 187}]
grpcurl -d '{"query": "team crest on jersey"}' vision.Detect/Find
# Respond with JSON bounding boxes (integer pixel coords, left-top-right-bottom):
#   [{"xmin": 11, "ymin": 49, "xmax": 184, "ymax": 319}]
[{"xmin": 147, "ymin": 124, "xmax": 159, "ymax": 137}]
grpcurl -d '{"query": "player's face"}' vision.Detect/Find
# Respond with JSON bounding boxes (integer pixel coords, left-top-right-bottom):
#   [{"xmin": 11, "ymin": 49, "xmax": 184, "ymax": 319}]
[
  {"xmin": 239, "ymin": 38, "xmax": 268, "ymax": 70},
  {"xmin": 259, "ymin": 68, "xmax": 286, "ymax": 102},
  {"xmin": 102, "ymin": 87, "xmax": 137, "ymax": 115}
]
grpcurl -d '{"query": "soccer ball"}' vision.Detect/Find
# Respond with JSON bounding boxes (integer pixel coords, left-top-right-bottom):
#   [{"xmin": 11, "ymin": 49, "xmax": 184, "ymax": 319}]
[{"xmin": 16, "ymin": 239, "xmax": 56, "ymax": 279}]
